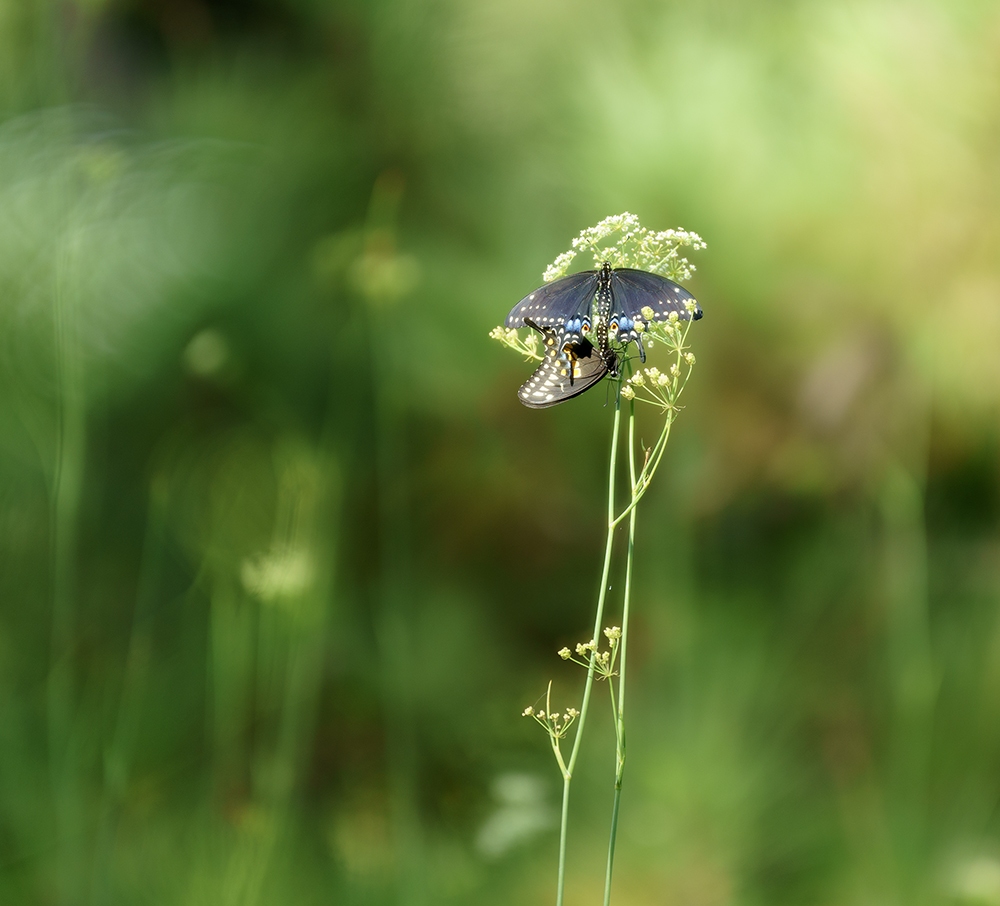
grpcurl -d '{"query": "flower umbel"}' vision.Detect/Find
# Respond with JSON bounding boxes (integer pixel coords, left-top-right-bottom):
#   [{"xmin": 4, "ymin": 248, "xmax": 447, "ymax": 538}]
[
  {"xmin": 523, "ymin": 702, "xmax": 580, "ymax": 741},
  {"xmin": 556, "ymin": 629, "xmax": 621, "ymax": 681},
  {"xmin": 622, "ymin": 313, "xmax": 697, "ymax": 413},
  {"xmin": 542, "ymin": 212, "xmax": 706, "ymax": 282},
  {"xmin": 523, "ymin": 682, "xmax": 581, "ymax": 780}
]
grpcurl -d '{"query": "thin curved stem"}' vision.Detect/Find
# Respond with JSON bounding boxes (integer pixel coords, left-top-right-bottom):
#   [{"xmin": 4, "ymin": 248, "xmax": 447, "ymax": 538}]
[
  {"xmin": 610, "ymin": 320, "xmax": 695, "ymax": 529},
  {"xmin": 555, "ymin": 398, "xmax": 622, "ymax": 906},
  {"xmin": 569, "ymin": 400, "xmax": 622, "ymax": 776},
  {"xmin": 603, "ymin": 400, "xmax": 638, "ymax": 906},
  {"xmin": 611, "ymin": 415, "xmax": 674, "ymax": 529}
]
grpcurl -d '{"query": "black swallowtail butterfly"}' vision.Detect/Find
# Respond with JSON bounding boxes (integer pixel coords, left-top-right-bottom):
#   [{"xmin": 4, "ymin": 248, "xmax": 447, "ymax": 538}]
[{"xmin": 506, "ymin": 262, "xmax": 702, "ymax": 408}]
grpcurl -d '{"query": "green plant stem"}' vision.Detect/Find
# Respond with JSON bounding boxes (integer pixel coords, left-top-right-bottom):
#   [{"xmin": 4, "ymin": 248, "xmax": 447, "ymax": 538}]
[
  {"xmin": 610, "ymin": 323, "xmax": 694, "ymax": 529},
  {"xmin": 555, "ymin": 398, "xmax": 622, "ymax": 906},
  {"xmin": 554, "ymin": 320, "xmax": 695, "ymax": 905},
  {"xmin": 603, "ymin": 400, "xmax": 639, "ymax": 906}
]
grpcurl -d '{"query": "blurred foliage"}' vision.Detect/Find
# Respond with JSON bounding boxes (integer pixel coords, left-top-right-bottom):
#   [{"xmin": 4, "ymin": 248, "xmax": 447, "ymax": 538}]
[{"xmin": 1, "ymin": 0, "xmax": 1000, "ymax": 904}]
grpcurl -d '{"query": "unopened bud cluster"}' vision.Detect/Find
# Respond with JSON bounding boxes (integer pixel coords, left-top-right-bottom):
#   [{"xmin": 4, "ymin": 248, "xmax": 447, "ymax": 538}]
[
  {"xmin": 522, "ymin": 704, "xmax": 580, "ymax": 740},
  {"xmin": 620, "ymin": 310, "xmax": 697, "ymax": 412},
  {"xmin": 522, "ymin": 626, "xmax": 625, "ymax": 747},
  {"xmin": 489, "ymin": 324, "xmax": 542, "ymax": 361},
  {"xmin": 556, "ymin": 627, "xmax": 621, "ymax": 681}
]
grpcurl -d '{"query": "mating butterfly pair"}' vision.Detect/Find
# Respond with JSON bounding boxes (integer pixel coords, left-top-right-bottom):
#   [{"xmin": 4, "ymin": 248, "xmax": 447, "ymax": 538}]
[{"xmin": 505, "ymin": 262, "xmax": 702, "ymax": 408}]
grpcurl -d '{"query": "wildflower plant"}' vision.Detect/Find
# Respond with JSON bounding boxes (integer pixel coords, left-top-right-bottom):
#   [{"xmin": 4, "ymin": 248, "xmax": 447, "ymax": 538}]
[{"xmin": 491, "ymin": 214, "xmax": 705, "ymax": 906}]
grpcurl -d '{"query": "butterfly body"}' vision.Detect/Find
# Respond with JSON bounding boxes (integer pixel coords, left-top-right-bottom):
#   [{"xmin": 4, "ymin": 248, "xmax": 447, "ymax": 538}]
[{"xmin": 506, "ymin": 262, "xmax": 701, "ymax": 407}]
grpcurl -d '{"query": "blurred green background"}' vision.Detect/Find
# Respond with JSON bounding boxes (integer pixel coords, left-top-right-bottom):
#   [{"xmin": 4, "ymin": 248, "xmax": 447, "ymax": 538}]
[{"xmin": 2, "ymin": 1, "xmax": 1000, "ymax": 903}]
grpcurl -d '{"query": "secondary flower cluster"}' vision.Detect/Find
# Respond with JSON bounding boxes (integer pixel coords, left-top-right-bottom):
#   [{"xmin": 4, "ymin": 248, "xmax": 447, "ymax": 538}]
[
  {"xmin": 557, "ymin": 626, "xmax": 622, "ymax": 681},
  {"xmin": 488, "ymin": 325, "xmax": 542, "ymax": 361},
  {"xmin": 619, "ymin": 307, "xmax": 697, "ymax": 411},
  {"xmin": 522, "ymin": 705, "xmax": 580, "ymax": 740},
  {"xmin": 543, "ymin": 212, "xmax": 706, "ymax": 283},
  {"xmin": 521, "ymin": 626, "xmax": 624, "ymax": 745}
]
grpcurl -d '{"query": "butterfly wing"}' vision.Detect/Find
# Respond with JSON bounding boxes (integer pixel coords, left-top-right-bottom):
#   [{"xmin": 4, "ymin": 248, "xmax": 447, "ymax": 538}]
[
  {"xmin": 517, "ymin": 325, "xmax": 610, "ymax": 408},
  {"xmin": 505, "ymin": 271, "xmax": 600, "ymax": 329},
  {"xmin": 610, "ymin": 268, "xmax": 702, "ymax": 323}
]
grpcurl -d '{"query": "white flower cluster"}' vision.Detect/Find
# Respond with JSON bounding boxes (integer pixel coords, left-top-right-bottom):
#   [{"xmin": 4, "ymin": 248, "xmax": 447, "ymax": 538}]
[
  {"xmin": 542, "ymin": 212, "xmax": 706, "ymax": 282},
  {"xmin": 240, "ymin": 546, "xmax": 315, "ymax": 602},
  {"xmin": 542, "ymin": 250, "xmax": 577, "ymax": 282}
]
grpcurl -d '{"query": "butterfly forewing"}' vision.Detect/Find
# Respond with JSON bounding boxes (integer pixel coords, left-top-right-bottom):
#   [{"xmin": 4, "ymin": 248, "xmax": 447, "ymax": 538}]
[
  {"xmin": 611, "ymin": 268, "xmax": 702, "ymax": 323},
  {"xmin": 505, "ymin": 271, "xmax": 599, "ymax": 329},
  {"xmin": 517, "ymin": 327, "xmax": 610, "ymax": 408}
]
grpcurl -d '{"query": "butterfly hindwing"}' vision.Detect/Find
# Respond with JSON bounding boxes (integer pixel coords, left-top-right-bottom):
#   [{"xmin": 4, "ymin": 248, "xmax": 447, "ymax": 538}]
[
  {"xmin": 517, "ymin": 324, "xmax": 610, "ymax": 409},
  {"xmin": 610, "ymin": 268, "xmax": 702, "ymax": 323},
  {"xmin": 505, "ymin": 271, "xmax": 600, "ymax": 329}
]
